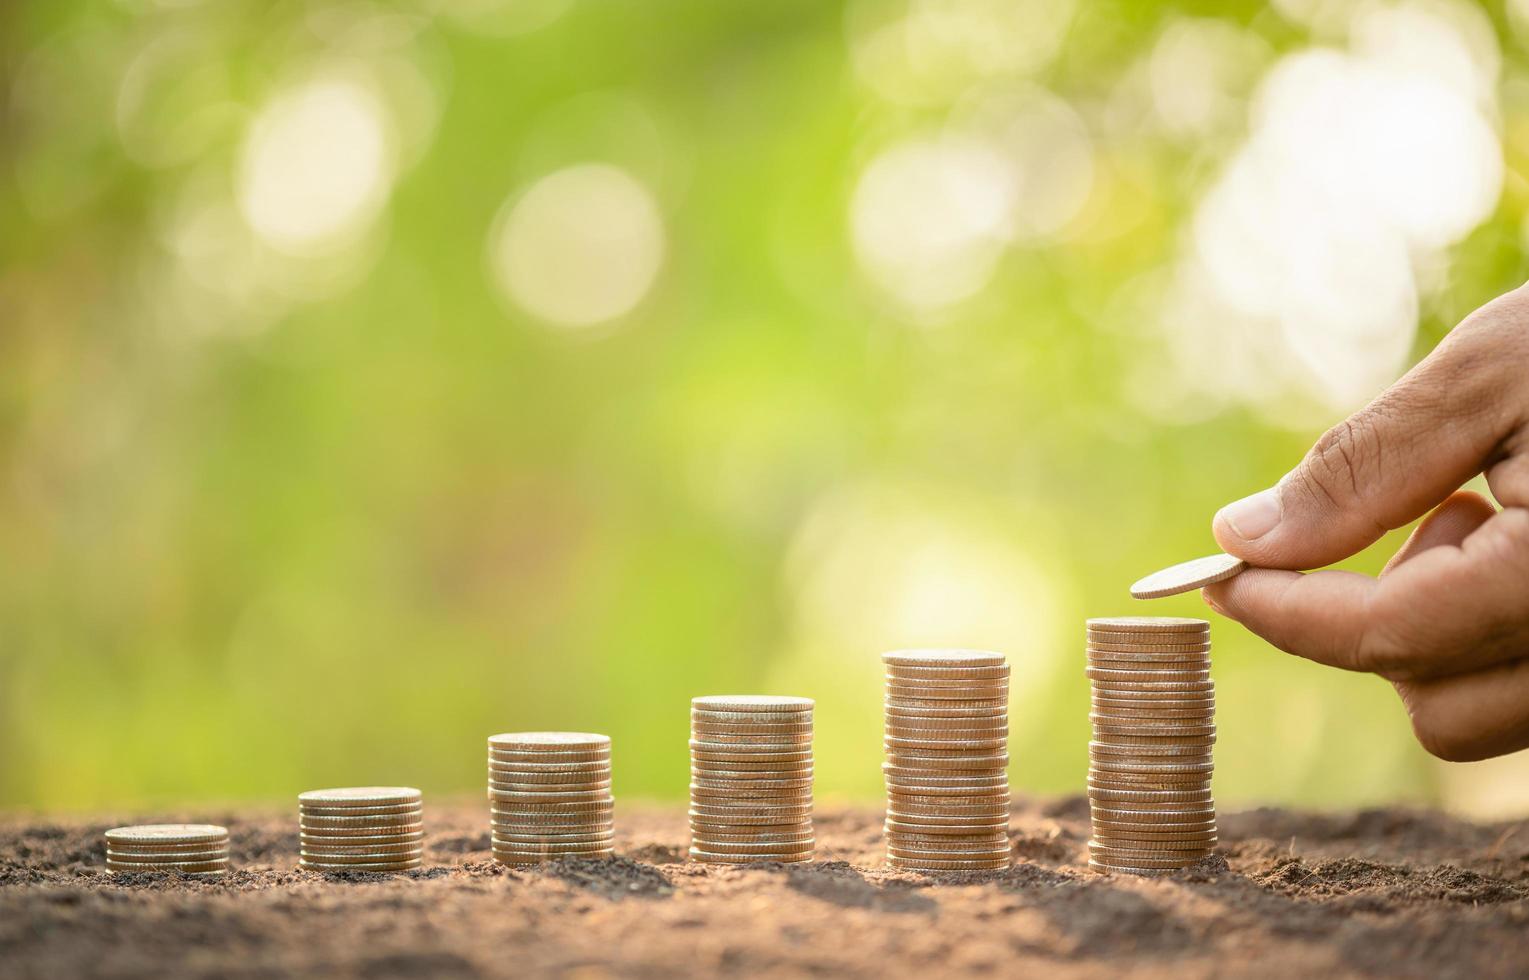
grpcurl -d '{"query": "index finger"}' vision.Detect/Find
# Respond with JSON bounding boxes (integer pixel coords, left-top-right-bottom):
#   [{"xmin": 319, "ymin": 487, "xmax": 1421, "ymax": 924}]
[
  {"xmin": 1206, "ymin": 507, "xmax": 1529, "ymax": 679},
  {"xmin": 1201, "ymin": 568, "xmax": 1386, "ymax": 674}
]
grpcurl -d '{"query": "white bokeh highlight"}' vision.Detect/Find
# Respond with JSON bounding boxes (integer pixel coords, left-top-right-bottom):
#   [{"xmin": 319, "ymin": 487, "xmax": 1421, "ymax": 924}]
[
  {"xmin": 1159, "ymin": 0, "xmax": 1502, "ymax": 418},
  {"xmin": 958, "ymin": 87, "xmax": 1095, "ymax": 241},
  {"xmin": 850, "ymin": 135, "xmax": 1016, "ymax": 313},
  {"xmin": 1148, "ymin": 18, "xmax": 1270, "ymax": 137},
  {"xmin": 850, "ymin": 87, "xmax": 1095, "ymax": 313},
  {"xmin": 488, "ymin": 163, "xmax": 665, "ymax": 329},
  {"xmin": 785, "ymin": 483, "xmax": 1064, "ymax": 692},
  {"xmin": 237, "ymin": 77, "xmax": 393, "ymax": 256}
]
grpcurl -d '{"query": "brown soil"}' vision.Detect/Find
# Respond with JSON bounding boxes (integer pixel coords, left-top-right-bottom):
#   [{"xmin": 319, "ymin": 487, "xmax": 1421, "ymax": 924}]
[{"xmin": 2, "ymin": 798, "xmax": 1527, "ymax": 979}]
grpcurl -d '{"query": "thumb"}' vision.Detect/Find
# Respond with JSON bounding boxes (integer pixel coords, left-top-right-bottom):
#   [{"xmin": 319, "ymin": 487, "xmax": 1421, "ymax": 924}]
[{"xmin": 1212, "ymin": 297, "xmax": 1523, "ymax": 570}]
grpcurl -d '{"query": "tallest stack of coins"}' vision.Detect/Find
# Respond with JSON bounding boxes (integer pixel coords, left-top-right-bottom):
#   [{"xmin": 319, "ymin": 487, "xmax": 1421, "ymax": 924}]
[
  {"xmin": 1085, "ymin": 617, "xmax": 1216, "ymax": 876},
  {"xmin": 882, "ymin": 649, "xmax": 1012, "ymax": 872}
]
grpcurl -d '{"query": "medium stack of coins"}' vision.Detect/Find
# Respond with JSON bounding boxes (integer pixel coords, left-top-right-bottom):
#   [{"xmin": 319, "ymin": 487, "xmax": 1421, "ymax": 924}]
[
  {"xmin": 882, "ymin": 650, "xmax": 1012, "ymax": 872},
  {"xmin": 1086, "ymin": 617, "xmax": 1216, "ymax": 876},
  {"xmin": 298, "ymin": 787, "xmax": 424, "ymax": 872},
  {"xmin": 688, "ymin": 696, "xmax": 815, "ymax": 864},
  {"xmin": 488, "ymin": 732, "xmax": 614, "ymax": 865},
  {"xmin": 104, "ymin": 824, "xmax": 229, "ymax": 876}
]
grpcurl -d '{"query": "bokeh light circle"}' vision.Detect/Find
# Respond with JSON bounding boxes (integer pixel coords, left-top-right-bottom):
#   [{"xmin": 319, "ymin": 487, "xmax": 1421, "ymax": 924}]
[
  {"xmin": 955, "ymin": 86, "xmax": 1095, "ymax": 241},
  {"xmin": 849, "ymin": 135, "xmax": 1015, "ymax": 312},
  {"xmin": 1163, "ymin": 2, "xmax": 1502, "ymax": 418},
  {"xmin": 237, "ymin": 76, "xmax": 394, "ymax": 256},
  {"xmin": 488, "ymin": 163, "xmax": 666, "ymax": 329}
]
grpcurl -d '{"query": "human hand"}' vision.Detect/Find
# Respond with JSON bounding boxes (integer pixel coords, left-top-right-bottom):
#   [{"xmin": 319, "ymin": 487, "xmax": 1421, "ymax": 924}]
[{"xmin": 1201, "ymin": 285, "xmax": 1529, "ymax": 762}]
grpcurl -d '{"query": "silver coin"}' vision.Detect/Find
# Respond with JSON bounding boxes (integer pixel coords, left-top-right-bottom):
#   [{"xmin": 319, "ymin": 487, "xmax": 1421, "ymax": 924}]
[
  {"xmin": 298, "ymin": 787, "xmax": 420, "ymax": 808},
  {"xmin": 1130, "ymin": 553, "xmax": 1245, "ymax": 599},
  {"xmin": 691, "ymin": 695, "xmax": 813, "ymax": 712},
  {"xmin": 103, "ymin": 824, "xmax": 228, "ymax": 845}
]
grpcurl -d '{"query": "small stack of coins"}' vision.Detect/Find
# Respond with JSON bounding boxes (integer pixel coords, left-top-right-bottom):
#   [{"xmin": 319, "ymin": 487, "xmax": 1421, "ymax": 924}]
[
  {"xmin": 488, "ymin": 732, "xmax": 614, "ymax": 865},
  {"xmin": 688, "ymin": 696, "xmax": 815, "ymax": 864},
  {"xmin": 882, "ymin": 650, "xmax": 1012, "ymax": 872},
  {"xmin": 298, "ymin": 787, "xmax": 424, "ymax": 872},
  {"xmin": 1086, "ymin": 617, "xmax": 1216, "ymax": 876},
  {"xmin": 104, "ymin": 824, "xmax": 229, "ymax": 876}
]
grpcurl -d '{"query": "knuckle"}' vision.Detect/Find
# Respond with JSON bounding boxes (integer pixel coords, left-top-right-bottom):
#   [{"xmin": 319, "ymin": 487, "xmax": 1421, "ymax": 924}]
[
  {"xmin": 1463, "ymin": 285, "xmax": 1529, "ymax": 344},
  {"xmin": 1435, "ymin": 292, "xmax": 1529, "ymax": 418},
  {"xmin": 1297, "ymin": 415, "xmax": 1387, "ymax": 513}
]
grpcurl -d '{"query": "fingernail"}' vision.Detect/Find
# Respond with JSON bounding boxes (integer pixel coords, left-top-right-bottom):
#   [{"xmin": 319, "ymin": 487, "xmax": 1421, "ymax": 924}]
[
  {"xmin": 1201, "ymin": 588, "xmax": 1225, "ymax": 615},
  {"xmin": 1219, "ymin": 488, "xmax": 1281, "ymax": 540}
]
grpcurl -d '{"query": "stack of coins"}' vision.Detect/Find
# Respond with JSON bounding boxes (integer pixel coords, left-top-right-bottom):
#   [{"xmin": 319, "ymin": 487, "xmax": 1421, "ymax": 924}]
[
  {"xmin": 488, "ymin": 732, "xmax": 614, "ymax": 865},
  {"xmin": 688, "ymin": 696, "xmax": 815, "ymax": 864},
  {"xmin": 298, "ymin": 787, "xmax": 424, "ymax": 872},
  {"xmin": 104, "ymin": 824, "xmax": 229, "ymax": 876},
  {"xmin": 882, "ymin": 650, "xmax": 1011, "ymax": 872},
  {"xmin": 1086, "ymin": 617, "xmax": 1216, "ymax": 876}
]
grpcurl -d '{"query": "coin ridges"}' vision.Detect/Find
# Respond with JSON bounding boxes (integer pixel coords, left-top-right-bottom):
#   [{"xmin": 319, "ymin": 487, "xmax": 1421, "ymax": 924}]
[
  {"xmin": 483, "ymin": 734, "xmax": 614, "ymax": 867},
  {"xmin": 689, "ymin": 695, "xmax": 815, "ymax": 864},
  {"xmin": 104, "ymin": 824, "xmax": 228, "ymax": 845},
  {"xmin": 882, "ymin": 649, "xmax": 1007, "ymax": 667},
  {"xmin": 298, "ymin": 787, "xmax": 421, "ymax": 807},
  {"xmin": 1085, "ymin": 617, "xmax": 1217, "ymax": 876},
  {"xmin": 881, "ymin": 649, "xmax": 1011, "ymax": 872},
  {"xmin": 488, "ymin": 732, "xmax": 611, "ymax": 750},
  {"xmin": 1088, "ymin": 616, "xmax": 1208, "ymax": 632},
  {"xmin": 691, "ymin": 695, "xmax": 814, "ymax": 712},
  {"xmin": 295, "ymin": 787, "xmax": 426, "ymax": 873}
]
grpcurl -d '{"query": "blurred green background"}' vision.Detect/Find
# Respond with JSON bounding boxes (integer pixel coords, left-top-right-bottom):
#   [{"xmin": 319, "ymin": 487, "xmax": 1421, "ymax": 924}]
[{"xmin": 4, "ymin": 0, "xmax": 1529, "ymax": 816}]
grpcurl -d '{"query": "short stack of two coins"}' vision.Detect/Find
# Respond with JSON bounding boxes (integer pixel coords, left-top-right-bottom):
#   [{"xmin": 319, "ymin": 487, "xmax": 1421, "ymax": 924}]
[
  {"xmin": 689, "ymin": 696, "xmax": 815, "ymax": 864},
  {"xmin": 1086, "ymin": 617, "xmax": 1217, "ymax": 876},
  {"xmin": 299, "ymin": 787, "xmax": 424, "ymax": 872},
  {"xmin": 488, "ymin": 732, "xmax": 614, "ymax": 865},
  {"xmin": 883, "ymin": 650, "xmax": 1012, "ymax": 872},
  {"xmin": 105, "ymin": 824, "xmax": 230, "ymax": 876}
]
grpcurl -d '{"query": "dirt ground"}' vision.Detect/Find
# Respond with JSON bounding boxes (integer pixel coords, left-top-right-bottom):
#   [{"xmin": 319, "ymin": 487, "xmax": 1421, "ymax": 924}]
[{"xmin": 1, "ymin": 797, "xmax": 1526, "ymax": 979}]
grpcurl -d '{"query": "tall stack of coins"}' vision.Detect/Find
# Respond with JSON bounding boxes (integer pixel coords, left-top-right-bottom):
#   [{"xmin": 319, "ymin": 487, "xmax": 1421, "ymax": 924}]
[
  {"xmin": 688, "ymin": 696, "xmax": 815, "ymax": 864},
  {"xmin": 488, "ymin": 732, "xmax": 614, "ymax": 865},
  {"xmin": 882, "ymin": 650, "xmax": 1011, "ymax": 872},
  {"xmin": 1086, "ymin": 617, "xmax": 1216, "ymax": 875},
  {"xmin": 298, "ymin": 787, "xmax": 424, "ymax": 872},
  {"xmin": 104, "ymin": 824, "xmax": 229, "ymax": 876}
]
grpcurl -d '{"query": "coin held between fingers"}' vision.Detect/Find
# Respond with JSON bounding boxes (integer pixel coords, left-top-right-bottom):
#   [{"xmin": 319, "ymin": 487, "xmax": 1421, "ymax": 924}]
[{"xmin": 1130, "ymin": 554, "xmax": 1247, "ymax": 600}]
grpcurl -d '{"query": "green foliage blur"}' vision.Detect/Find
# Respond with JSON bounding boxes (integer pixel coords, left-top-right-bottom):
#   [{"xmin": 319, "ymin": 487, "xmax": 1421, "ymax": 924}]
[{"xmin": 3, "ymin": 0, "xmax": 1528, "ymax": 815}]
